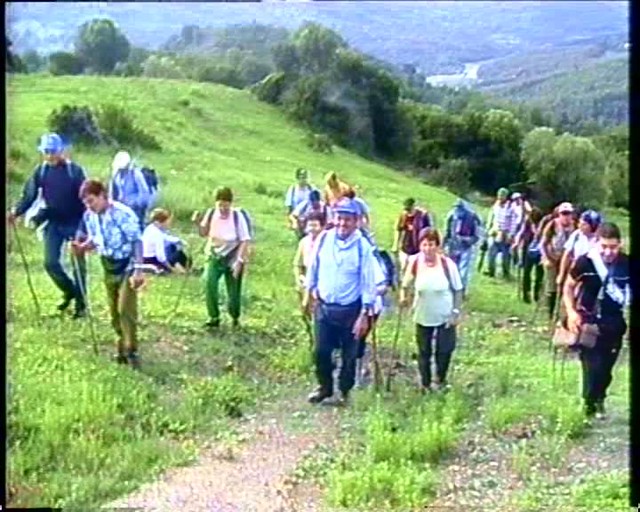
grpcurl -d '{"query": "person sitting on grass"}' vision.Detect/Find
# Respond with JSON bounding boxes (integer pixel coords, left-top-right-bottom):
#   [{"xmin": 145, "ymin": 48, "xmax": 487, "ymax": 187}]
[
  {"xmin": 142, "ymin": 208, "xmax": 191, "ymax": 274},
  {"xmin": 71, "ymin": 179, "xmax": 146, "ymax": 369},
  {"xmin": 194, "ymin": 186, "xmax": 251, "ymax": 330},
  {"xmin": 399, "ymin": 227, "xmax": 464, "ymax": 394}
]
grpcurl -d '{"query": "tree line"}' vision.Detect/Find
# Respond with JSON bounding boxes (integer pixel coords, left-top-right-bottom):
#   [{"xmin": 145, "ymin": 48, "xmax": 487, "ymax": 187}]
[{"xmin": 6, "ymin": 19, "xmax": 628, "ymax": 211}]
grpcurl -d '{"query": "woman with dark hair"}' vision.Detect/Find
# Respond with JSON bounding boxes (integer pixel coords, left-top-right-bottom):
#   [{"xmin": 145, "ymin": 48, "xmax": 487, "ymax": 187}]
[
  {"xmin": 515, "ymin": 206, "xmax": 545, "ymax": 303},
  {"xmin": 399, "ymin": 228, "xmax": 464, "ymax": 393},
  {"xmin": 194, "ymin": 186, "xmax": 251, "ymax": 329}
]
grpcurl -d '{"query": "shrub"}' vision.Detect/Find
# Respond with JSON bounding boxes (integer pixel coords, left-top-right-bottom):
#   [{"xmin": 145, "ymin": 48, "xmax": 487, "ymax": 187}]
[
  {"xmin": 306, "ymin": 133, "xmax": 333, "ymax": 154},
  {"xmin": 421, "ymin": 158, "xmax": 471, "ymax": 196},
  {"xmin": 252, "ymin": 72, "xmax": 288, "ymax": 104},
  {"xmin": 95, "ymin": 104, "xmax": 161, "ymax": 150},
  {"xmin": 48, "ymin": 52, "xmax": 84, "ymax": 76},
  {"xmin": 47, "ymin": 105, "xmax": 104, "ymax": 146}
]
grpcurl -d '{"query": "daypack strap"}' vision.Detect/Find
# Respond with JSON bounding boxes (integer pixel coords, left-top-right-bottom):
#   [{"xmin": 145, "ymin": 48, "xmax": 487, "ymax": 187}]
[
  {"xmin": 411, "ymin": 254, "xmax": 456, "ymax": 294},
  {"xmin": 588, "ymin": 249, "xmax": 626, "ymax": 307},
  {"xmin": 312, "ymin": 230, "xmax": 364, "ymax": 298}
]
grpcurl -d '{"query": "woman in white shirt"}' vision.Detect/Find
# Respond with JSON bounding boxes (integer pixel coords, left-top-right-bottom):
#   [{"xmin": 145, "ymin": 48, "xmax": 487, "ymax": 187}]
[
  {"xmin": 142, "ymin": 208, "xmax": 190, "ymax": 274},
  {"xmin": 400, "ymin": 227, "xmax": 464, "ymax": 393},
  {"xmin": 557, "ymin": 209, "xmax": 602, "ymax": 288},
  {"xmin": 195, "ymin": 187, "xmax": 251, "ymax": 330}
]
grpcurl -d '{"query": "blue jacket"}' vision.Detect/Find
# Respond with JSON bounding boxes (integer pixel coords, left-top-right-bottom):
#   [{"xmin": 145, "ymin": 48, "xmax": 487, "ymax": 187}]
[
  {"xmin": 109, "ymin": 167, "xmax": 151, "ymax": 214},
  {"xmin": 14, "ymin": 160, "xmax": 87, "ymax": 225}
]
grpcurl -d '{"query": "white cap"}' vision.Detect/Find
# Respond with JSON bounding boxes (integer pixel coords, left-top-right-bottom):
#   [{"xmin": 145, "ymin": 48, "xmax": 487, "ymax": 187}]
[
  {"xmin": 511, "ymin": 192, "xmax": 522, "ymax": 200},
  {"xmin": 112, "ymin": 151, "xmax": 132, "ymax": 173},
  {"xmin": 557, "ymin": 202, "xmax": 574, "ymax": 213}
]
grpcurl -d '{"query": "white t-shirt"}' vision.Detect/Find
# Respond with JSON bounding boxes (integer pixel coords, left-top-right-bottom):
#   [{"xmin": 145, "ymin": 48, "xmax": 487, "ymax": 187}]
[
  {"xmin": 564, "ymin": 231, "xmax": 596, "ymax": 260},
  {"xmin": 142, "ymin": 223, "xmax": 179, "ymax": 263},
  {"xmin": 403, "ymin": 254, "xmax": 463, "ymax": 327},
  {"xmin": 200, "ymin": 208, "xmax": 250, "ymax": 259}
]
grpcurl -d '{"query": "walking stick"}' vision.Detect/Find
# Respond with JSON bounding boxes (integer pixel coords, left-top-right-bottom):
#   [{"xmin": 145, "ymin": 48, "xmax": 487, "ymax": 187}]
[
  {"xmin": 369, "ymin": 314, "xmax": 383, "ymax": 392},
  {"xmin": 10, "ymin": 223, "xmax": 42, "ymax": 321},
  {"xmin": 70, "ymin": 251, "xmax": 99, "ymax": 355},
  {"xmin": 385, "ymin": 304, "xmax": 404, "ymax": 392}
]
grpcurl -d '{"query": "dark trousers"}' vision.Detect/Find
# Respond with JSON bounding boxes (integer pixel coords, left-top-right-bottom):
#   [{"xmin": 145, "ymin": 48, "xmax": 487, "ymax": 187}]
[
  {"xmin": 166, "ymin": 244, "xmax": 191, "ymax": 269},
  {"xmin": 522, "ymin": 245, "xmax": 544, "ymax": 302},
  {"xmin": 416, "ymin": 323, "xmax": 457, "ymax": 387},
  {"xmin": 43, "ymin": 221, "xmax": 87, "ymax": 305},
  {"xmin": 579, "ymin": 319, "xmax": 626, "ymax": 405},
  {"xmin": 314, "ymin": 300, "xmax": 361, "ymax": 396}
]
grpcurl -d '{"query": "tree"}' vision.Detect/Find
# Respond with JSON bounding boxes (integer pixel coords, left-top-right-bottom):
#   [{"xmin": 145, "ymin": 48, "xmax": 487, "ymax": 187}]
[
  {"xmin": 141, "ymin": 55, "xmax": 186, "ymax": 79},
  {"xmin": 48, "ymin": 52, "xmax": 85, "ymax": 76},
  {"xmin": 21, "ymin": 50, "xmax": 47, "ymax": 73},
  {"xmin": 522, "ymin": 129, "xmax": 608, "ymax": 211},
  {"xmin": 6, "ymin": 36, "xmax": 26, "ymax": 73},
  {"xmin": 75, "ymin": 18, "xmax": 131, "ymax": 74},
  {"xmin": 292, "ymin": 23, "xmax": 347, "ymax": 74}
]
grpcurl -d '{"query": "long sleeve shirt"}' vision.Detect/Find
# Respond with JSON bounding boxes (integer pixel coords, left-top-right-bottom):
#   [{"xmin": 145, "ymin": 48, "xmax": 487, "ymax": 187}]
[
  {"xmin": 142, "ymin": 223, "xmax": 181, "ymax": 265},
  {"xmin": 79, "ymin": 201, "xmax": 142, "ymax": 263},
  {"xmin": 486, "ymin": 202, "xmax": 517, "ymax": 237},
  {"xmin": 13, "ymin": 160, "xmax": 87, "ymax": 225},
  {"xmin": 109, "ymin": 168, "xmax": 151, "ymax": 213},
  {"xmin": 305, "ymin": 228, "xmax": 381, "ymax": 309}
]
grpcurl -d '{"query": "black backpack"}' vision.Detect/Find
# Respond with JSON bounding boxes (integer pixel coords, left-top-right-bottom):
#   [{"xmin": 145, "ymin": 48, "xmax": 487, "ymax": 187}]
[{"xmin": 140, "ymin": 167, "xmax": 159, "ymax": 195}]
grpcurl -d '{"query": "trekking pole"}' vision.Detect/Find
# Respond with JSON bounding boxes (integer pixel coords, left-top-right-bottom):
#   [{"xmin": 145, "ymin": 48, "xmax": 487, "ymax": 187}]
[
  {"xmin": 10, "ymin": 223, "xmax": 42, "ymax": 321},
  {"xmin": 385, "ymin": 303, "xmax": 404, "ymax": 392},
  {"xmin": 369, "ymin": 314, "xmax": 383, "ymax": 392},
  {"xmin": 167, "ymin": 238, "xmax": 208, "ymax": 323},
  {"xmin": 70, "ymin": 251, "xmax": 99, "ymax": 355}
]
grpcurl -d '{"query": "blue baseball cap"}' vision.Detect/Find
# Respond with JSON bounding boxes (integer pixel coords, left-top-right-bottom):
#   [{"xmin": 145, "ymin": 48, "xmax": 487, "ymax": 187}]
[
  {"xmin": 580, "ymin": 210, "xmax": 602, "ymax": 230},
  {"xmin": 333, "ymin": 198, "xmax": 359, "ymax": 216},
  {"xmin": 37, "ymin": 133, "xmax": 64, "ymax": 155}
]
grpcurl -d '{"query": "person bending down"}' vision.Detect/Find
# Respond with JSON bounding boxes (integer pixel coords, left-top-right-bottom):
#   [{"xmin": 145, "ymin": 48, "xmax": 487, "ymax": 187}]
[{"xmin": 142, "ymin": 208, "xmax": 191, "ymax": 274}]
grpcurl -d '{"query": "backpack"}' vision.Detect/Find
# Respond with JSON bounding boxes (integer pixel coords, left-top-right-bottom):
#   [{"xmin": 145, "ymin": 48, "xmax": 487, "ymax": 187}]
[
  {"xmin": 449, "ymin": 209, "xmax": 479, "ymax": 240},
  {"xmin": 411, "ymin": 254, "xmax": 456, "ymax": 294},
  {"xmin": 360, "ymin": 229, "xmax": 397, "ymax": 290},
  {"xmin": 203, "ymin": 207, "xmax": 253, "ymax": 241},
  {"xmin": 140, "ymin": 167, "xmax": 159, "ymax": 194}
]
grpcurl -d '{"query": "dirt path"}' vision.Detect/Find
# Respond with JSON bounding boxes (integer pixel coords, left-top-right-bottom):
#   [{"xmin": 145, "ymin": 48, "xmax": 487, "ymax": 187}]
[{"xmin": 104, "ymin": 392, "xmax": 341, "ymax": 512}]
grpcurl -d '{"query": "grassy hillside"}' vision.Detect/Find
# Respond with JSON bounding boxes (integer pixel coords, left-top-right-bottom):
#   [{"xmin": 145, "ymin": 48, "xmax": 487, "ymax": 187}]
[{"xmin": 7, "ymin": 75, "xmax": 629, "ymax": 510}]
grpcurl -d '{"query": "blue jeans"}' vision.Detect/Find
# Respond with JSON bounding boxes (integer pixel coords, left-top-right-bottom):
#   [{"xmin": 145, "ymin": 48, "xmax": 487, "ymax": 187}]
[
  {"xmin": 487, "ymin": 240, "xmax": 511, "ymax": 278},
  {"xmin": 43, "ymin": 222, "xmax": 87, "ymax": 304},
  {"xmin": 450, "ymin": 248, "xmax": 473, "ymax": 291},
  {"xmin": 313, "ymin": 299, "xmax": 361, "ymax": 396}
]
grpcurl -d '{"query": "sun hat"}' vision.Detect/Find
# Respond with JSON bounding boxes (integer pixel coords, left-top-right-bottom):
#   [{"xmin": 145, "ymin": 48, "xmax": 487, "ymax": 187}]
[{"xmin": 37, "ymin": 133, "xmax": 64, "ymax": 155}]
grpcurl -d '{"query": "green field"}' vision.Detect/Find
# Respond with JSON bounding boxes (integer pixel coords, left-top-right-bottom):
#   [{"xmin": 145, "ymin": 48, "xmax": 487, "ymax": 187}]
[{"xmin": 6, "ymin": 74, "xmax": 630, "ymax": 510}]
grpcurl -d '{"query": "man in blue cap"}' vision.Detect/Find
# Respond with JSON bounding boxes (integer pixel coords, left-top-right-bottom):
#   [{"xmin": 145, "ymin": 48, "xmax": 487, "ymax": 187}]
[
  {"xmin": 303, "ymin": 198, "xmax": 383, "ymax": 406},
  {"xmin": 443, "ymin": 199, "xmax": 482, "ymax": 296},
  {"xmin": 8, "ymin": 133, "xmax": 88, "ymax": 317}
]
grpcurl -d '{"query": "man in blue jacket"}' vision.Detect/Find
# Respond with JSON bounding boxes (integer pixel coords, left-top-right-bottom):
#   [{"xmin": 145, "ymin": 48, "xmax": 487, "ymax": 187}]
[
  {"xmin": 109, "ymin": 151, "xmax": 151, "ymax": 228},
  {"xmin": 8, "ymin": 133, "xmax": 88, "ymax": 317}
]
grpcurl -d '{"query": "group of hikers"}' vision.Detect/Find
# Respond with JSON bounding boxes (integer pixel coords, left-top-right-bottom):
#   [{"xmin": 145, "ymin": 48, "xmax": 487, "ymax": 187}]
[{"xmin": 8, "ymin": 132, "xmax": 629, "ymax": 420}]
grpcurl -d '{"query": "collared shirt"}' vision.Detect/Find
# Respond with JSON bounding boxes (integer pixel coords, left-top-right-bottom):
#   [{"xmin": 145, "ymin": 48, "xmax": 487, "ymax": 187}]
[
  {"xmin": 110, "ymin": 167, "xmax": 151, "ymax": 213},
  {"xmin": 306, "ymin": 228, "xmax": 381, "ymax": 308},
  {"xmin": 285, "ymin": 184, "xmax": 315, "ymax": 211},
  {"xmin": 487, "ymin": 201, "xmax": 517, "ymax": 236},
  {"xmin": 564, "ymin": 230, "xmax": 597, "ymax": 260},
  {"xmin": 81, "ymin": 201, "xmax": 141, "ymax": 260}
]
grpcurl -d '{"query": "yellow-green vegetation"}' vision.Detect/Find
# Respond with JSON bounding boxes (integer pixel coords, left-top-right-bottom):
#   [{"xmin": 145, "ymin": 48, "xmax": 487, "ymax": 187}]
[{"xmin": 7, "ymin": 74, "xmax": 629, "ymax": 510}]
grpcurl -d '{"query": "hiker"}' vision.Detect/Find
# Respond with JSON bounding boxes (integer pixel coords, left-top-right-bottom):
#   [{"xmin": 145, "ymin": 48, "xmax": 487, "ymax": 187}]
[
  {"xmin": 443, "ymin": 199, "xmax": 482, "ymax": 297},
  {"xmin": 293, "ymin": 211, "xmax": 326, "ymax": 295},
  {"xmin": 323, "ymin": 171, "xmax": 351, "ymax": 207},
  {"xmin": 541, "ymin": 202, "xmax": 577, "ymax": 321},
  {"xmin": 392, "ymin": 198, "xmax": 432, "ymax": 272},
  {"xmin": 7, "ymin": 133, "xmax": 88, "ymax": 318},
  {"xmin": 563, "ymin": 222, "xmax": 630, "ymax": 419},
  {"xmin": 515, "ymin": 207, "xmax": 545, "ymax": 304},
  {"xmin": 109, "ymin": 151, "xmax": 152, "ymax": 228},
  {"xmin": 290, "ymin": 189, "xmax": 331, "ymax": 239},
  {"xmin": 303, "ymin": 198, "xmax": 383, "ymax": 406},
  {"xmin": 399, "ymin": 227, "xmax": 464, "ymax": 393},
  {"xmin": 485, "ymin": 187, "xmax": 518, "ymax": 280},
  {"xmin": 509, "ymin": 192, "xmax": 530, "ymax": 268},
  {"xmin": 557, "ymin": 209, "xmax": 602, "ymax": 288},
  {"xmin": 343, "ymin": 188, "xmax": 371, "ymax": 231},
  {"xmin": 142, "ymin": 208, "xmax": 191, "ymax": 274},
  {"xmin": 195, "ymin": 186, "xmax": 251, "ymax": 329},
  {"xmin": 285, "ymin": 168, "xmax": 316, "ymax": 215},
  {"xmin": 71, "ymin": 179, "xmax": 146, "ymax": 368}
]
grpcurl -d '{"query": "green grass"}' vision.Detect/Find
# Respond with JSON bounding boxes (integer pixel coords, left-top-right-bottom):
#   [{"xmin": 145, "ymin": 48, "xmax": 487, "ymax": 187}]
[{"xmin": 7, "ymin": 74, "xmax": 630, "ymax": 510}]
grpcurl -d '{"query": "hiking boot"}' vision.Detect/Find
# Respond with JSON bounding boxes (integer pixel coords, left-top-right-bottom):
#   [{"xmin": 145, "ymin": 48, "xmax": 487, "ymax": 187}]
[
  {"xmin": 322, "ymin": 391, "xmax": 349, "ymax": 407},
  {"xmin": 113, "ymin": 353, "xmax": 128, "ymax": 365},
  {"xmin": 57, "ymin": 293, "xmax": 74, "ymax": 312},
  {"xmin": 308, "ymin": 388, "xmax": 332, "ymax": 404},
  {"xmin": 584, "ymin": 401, "xmax": 597, "ymax": 418},
  {"xmin": 72, "ymin": 302, "xmax": 87, "ymax": 319},
  {"xmin": 595, "ymin": 401, "xmax": 607, "ymax": 420},
  {"xmin": 127, "ymin": 351, "xmax": 141, "ymax": 370},
  {"xmin": 204, "ymin": 320, "xmax": 220, "ymax": 330}
]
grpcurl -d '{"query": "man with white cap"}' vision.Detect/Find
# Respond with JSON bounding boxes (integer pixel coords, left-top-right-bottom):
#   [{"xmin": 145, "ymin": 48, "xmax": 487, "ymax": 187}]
[
  {"xmin": 541, "ymin": 201, "xmax": 577, "ymax": 321},
  {"xmin": 486, "ymin": 187, "xmax": 518, "ymax": 280},
  {"xmin": 303, "ymin": 198, "xmax": 383, "ymax": 405},
  {"xmin": 109, "ymin": 151, "xmax": 151, "ymax": 228},
  {"xmin": 7, "ymin": 133, "xmax": 88, "ymax": 317}
]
